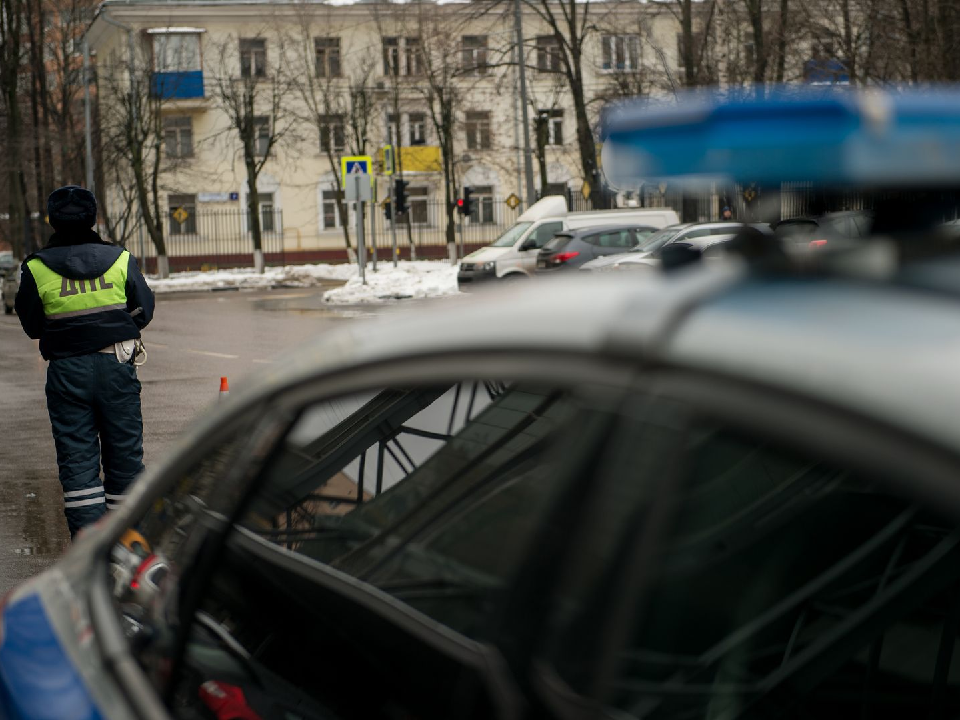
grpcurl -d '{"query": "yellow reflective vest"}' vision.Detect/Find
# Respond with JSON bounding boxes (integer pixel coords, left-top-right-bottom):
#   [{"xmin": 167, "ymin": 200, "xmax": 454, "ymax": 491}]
[{"xmin": 26, "ymin": 251, "xmax": 129, "ymax": 320}]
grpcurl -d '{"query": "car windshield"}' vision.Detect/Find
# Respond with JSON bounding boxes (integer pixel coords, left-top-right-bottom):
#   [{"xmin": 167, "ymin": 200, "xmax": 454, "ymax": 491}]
[
  {"xmin": 632, "ymin": 226, "xmax": 685, "ymax": 253},
  {"xmin": 490, "ymin": 222, "xmax": 534, "ymax": 247}
]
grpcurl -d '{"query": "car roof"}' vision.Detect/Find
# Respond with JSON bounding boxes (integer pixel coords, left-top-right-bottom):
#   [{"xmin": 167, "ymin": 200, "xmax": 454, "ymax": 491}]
[
  {"xmin": 215, "ymin": 267, "xmax": 960, "ymax": 467},
  {"xmin": 558, "ymin": 225, "xmax": 653, "ymax": 237}
]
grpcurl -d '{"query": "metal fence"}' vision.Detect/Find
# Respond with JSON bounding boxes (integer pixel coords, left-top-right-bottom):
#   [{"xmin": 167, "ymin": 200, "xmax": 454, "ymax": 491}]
[
  {"xmin": 117, "ymin": 208, "xmax": 285, "ymax": 273},
  {"xmin": 366, "ymin": 199, "xmax": 523, "ymax": 254}
]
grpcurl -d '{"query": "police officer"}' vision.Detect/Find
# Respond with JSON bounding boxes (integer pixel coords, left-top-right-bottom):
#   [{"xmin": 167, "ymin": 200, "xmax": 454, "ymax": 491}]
[{"xmin": 15, "ymin": 186, "xmax": 154, "ymax": 538}]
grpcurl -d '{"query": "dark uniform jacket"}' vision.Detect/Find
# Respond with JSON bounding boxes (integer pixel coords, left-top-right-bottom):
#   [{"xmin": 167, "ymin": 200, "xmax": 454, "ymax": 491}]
[{"xmin": 16, "ymin": 230, "xmax": 155, "ymax": 360}]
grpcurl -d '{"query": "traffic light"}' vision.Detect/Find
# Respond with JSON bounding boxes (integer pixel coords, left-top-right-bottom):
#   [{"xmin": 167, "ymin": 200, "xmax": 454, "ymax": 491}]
[
  {"xmin": 462, "ymin": 186, "xmax": 473, "ymax": 218},
  {"xmin": 394, "ymin": 179, "xmax": 409, "ymax": 216},
  {"xmin": 384, "ymin": 199, "xmax": 393, "ymax": 221}
]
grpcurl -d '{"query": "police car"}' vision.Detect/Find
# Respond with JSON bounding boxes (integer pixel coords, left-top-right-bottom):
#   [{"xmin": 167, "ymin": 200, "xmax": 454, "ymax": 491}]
[{"xmin": 5, "ymin": 88, "xmax": 960, "ymax": 720}]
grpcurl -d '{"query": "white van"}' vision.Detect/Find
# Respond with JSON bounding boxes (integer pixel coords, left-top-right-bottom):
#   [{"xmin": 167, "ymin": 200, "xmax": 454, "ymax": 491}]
[{"xmin": 456, "ymin": 196, "xmax": 679, "ymax": 287}]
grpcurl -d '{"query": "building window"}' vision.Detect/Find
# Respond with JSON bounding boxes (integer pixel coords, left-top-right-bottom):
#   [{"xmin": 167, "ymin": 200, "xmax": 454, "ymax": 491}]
[
  {"xmin": 383, "ymin": 37, "xmax": 422, "ymax": 76},
  {"xmin": 601, "ymin": 34, "xmax": 640, "ymax": 71},
  {"xmin": 404, "ymin": 37, "xmax": 423, "ymax": 76},
  {"xmin": 461, "ymin": 35, "xmax": 488, "ymax": 75},
  {"xmin": 153, "ymin": 33, "xmax": 201, "ymax": 73},
  {"xmin": 315, "ymin": 37, "xmax": 341, "ymax": 78},
  {"xmin": 387, "ymin": 112, "xmax": 427, "ymax": 147},
  {"xmin": 163, "ymin": 116, "xmax": 193, "ymax": 158},
  {"xmin": 248, "ymin": 192, "xmax": 276, "ymax": 233},
  {"xmin": 260, "ymin": 192, "xmax": 276, "ymax": 232},
  {"xmin": 544, "ymin": 109, "xmax": 563, "ymax": 145},
  {"xmin": 239, "ymin": 38, "xmax": 266, "ymax": 78},
  {"xmin": 383, "ymin": 37, "xmax": 400, "ymax": 76},
  {"xmin": 254, "ymin": 116, "xmax": 270, "ymax": 156},
  {"xmin": 469, "ymin": 185, "xmax": 495, "ymax": 224},
  {"xmin": 408, "ymin": 113, "xmax": 426, "ymax": 146},
  {"xmin": 319, "ymin": 114, "xmax": 345, "ymax": 153},
  {"xmin": 320, "ymin": 188, "xmax": 343, "ymax": 230},
  {"xmin": 537, "ymin": 35, "xmax": 562, "ymax": 73},
  {"xmin": 409, "ymin": 186, "xmax": 429, "ymax": 225},
  {"xmin": 465, "ymin": 111, "xmax": 491, "ymax": 150},
  {"xmin": 168, "ymin": 193, "xmax": 197, "ymax": 235}
]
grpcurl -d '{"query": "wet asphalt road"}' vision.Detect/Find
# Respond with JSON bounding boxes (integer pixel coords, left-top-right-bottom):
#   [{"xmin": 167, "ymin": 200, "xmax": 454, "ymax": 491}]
[{"xmin": 0, "ymin": 283, "xmax": 381, "ymax": 595}]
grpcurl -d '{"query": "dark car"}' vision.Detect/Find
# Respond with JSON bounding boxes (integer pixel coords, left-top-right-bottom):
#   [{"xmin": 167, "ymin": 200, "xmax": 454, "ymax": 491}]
[
  {"xmin": 580, "ymin": 221, "xmax": 772, "ymax": 271},
  {"xmin": 774, "ymin": 210, "xmax": 873, "ymax": 250},
  {"xmin": 536, "ymin": 225, "xmax": 657, "ymax": 271}
]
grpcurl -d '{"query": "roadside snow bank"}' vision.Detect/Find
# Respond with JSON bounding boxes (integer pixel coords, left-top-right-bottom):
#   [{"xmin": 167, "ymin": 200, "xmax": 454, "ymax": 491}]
[
  {"xmin": 322, "ymin": 261, "xmax": 460, "ymax": 304},
  {"xmin": 148, "ymin": 262, "xmax": 359, "ymax": 294}
]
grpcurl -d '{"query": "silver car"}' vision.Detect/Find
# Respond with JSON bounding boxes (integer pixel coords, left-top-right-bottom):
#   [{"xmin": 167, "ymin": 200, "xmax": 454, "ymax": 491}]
[{"xmin": 5, "ymin": 261, "xmax": 960, "ymax": 719}]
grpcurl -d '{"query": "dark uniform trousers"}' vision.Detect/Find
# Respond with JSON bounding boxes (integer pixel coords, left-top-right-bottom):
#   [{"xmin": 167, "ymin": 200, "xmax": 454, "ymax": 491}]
[{"xmin": 45, "ymin": 352, "xmax": 144, "ymax": 535}]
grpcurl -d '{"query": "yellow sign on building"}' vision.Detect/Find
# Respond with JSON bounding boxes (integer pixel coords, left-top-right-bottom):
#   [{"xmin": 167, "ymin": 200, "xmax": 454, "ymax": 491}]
[{"xmin": 377, "ymin": 146, "xmax": 442, "ymax": 173}]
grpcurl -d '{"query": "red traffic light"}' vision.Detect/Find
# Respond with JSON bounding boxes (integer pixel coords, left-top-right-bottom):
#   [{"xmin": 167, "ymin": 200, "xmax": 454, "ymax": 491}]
[{"xmin": 457, "ymin": 198, "xmax": 464, "ymax": 208}]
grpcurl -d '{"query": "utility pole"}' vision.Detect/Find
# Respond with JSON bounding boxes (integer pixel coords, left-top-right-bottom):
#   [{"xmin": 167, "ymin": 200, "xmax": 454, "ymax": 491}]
[
  {"xmin": 513, "ymin": 0, "xmax": 536, "ymax": 206},
  {"xmin": 512, "ymin": 43, "xmax": 523, "ymax": 209},
  {"xmin": 83, "ymin": 39, "xmax": 95, "ymax": 194}
]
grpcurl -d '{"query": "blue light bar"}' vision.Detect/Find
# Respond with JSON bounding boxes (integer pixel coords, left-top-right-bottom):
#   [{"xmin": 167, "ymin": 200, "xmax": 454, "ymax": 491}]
[{"xmin": 600, "ymin": 87, "xmax": 960, "ymax": 186}]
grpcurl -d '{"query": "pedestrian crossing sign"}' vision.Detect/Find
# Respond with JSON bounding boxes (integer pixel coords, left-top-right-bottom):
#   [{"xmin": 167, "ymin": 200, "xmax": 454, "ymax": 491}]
[{"xmin": 341, "ymin": 156, "xmax": 373, "ymax": 178}]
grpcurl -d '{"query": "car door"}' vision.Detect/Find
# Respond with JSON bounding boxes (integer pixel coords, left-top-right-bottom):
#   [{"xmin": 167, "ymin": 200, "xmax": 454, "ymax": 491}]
[{"xmin": 528, "ymin": 375, "xmax": 960, "ymax": 720}]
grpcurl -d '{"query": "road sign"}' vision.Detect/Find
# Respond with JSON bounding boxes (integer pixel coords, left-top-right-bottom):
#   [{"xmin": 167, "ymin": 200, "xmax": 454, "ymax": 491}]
[
  {"xmin": 345, "ymin": 173, "xmax": 373, "ymax": 202},
  {"xmin": 505, "ymin": 193, "xmax": 521, "ymax": 210},
  {"xmin": 383, "ymin": 146, "xmax": 395, "ymax": 176},
  {"xmin": 172, "ymin": 207, "xmax": 189, "ymax": 224},
  {"xmin": 581, "ymin": 181, "xmax": 591, "ymax": 201},
  {"xmin": 341, "ymin": 155, "xmax": 373, "ymax": 178}
]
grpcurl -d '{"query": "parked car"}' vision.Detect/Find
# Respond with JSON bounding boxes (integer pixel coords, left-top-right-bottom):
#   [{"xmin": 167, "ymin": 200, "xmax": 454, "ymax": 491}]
[
  {"xmin": 536, "ymin": 225, "xmax": 658, "ymax": 272},
  {"xmin": 457, "ymin": 196, "xmax": 679, "ymax": 287},
  {"xmin": 580, "ymin": 221, "xmax": 770, "ymax": 271},
  {"xmin": 1, "ymin": 259, "xmax": 18, "ymax": 316},
  {"xmin": 605, "ymin": 232, "xmax": 739, "ymax": 272},
  {"xmin": 774, "ymin": 210, "xmax": 873, "ymax": 250}
]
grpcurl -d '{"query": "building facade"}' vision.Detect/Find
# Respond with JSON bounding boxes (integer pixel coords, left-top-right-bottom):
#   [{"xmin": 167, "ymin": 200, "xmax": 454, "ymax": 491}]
[{"xmin": 86, "ymin": 0, "xmax": 689, "ymax": 265}]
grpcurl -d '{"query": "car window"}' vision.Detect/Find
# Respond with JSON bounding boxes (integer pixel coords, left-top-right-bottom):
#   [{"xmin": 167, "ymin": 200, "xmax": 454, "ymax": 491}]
[
  {"xmin": 596, "ymin": 231, "xmax": 634, "ymax": 248},
  {"xmin": 230, "ymin": 383, "xmax": 583, "ymax": 636},
  {"xmin": 544, "ymin": 420, "xmax": 960, "ymax": 719},
  {"xmin": 163, "ymin": 380, "xmax": 618, "ymax": 718},
  {"xmin": 490, "ymin": 221, "xmax": 533, "ymax": 248},
  {"xmin": 528, "ymin": 222, "xmax": 564, "ymax": 249},
  {"xmin": 543, "ymin": 235, "xmax": 574, "ymax": 251}
]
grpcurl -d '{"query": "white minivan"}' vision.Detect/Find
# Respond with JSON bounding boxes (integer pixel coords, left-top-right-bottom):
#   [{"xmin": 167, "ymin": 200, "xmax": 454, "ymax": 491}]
[{"xmin": 456, "ymin": 196, "xmax": 679, "ymax": 288}]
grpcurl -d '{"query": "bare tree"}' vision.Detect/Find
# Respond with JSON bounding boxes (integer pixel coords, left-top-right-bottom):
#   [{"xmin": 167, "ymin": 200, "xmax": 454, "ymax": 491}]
[
  {"xmin": 0, "ymin": 0, "xmax": 29, "ymax": 259},
  {"xmin": 518, "ymin": 0, "xmax": 607, "ymax": 206},
  {"xmin": 288, "ymin": 9, "xmax": 378, "ymax": 262},
  {"xmin": 210, "ymin": 30, "xmax": 296, "ymax": 273},
  {"xmin": 97, "ymin": 40, "xmax": 171, "ymax": 276}
]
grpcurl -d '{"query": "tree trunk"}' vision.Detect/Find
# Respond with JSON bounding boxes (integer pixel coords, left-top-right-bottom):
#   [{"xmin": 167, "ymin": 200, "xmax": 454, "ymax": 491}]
[{"xmin": 245, "ymin": 153, "xmax": 265, "ymax": 274}]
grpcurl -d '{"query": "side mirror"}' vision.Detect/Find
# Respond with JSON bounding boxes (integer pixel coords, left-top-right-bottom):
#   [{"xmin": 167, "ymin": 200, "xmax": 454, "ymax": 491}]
[
  {"xmin": 520, "ymin": 238, "xmax": 538, "ymax": 252},
  {"xmin": 660, "ymin": 243, "xmax": 702, "ymax": 271}
]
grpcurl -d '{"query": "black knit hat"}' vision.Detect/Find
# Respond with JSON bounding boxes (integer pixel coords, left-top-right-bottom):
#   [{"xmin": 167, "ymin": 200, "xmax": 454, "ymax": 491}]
[{"xmin": 47, "ymin": 185, "xmax": 97, "ymax": 231}]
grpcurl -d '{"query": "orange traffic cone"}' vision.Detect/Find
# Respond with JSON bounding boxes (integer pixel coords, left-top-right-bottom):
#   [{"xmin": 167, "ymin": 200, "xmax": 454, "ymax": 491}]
[{"xmin": 219, "ymin": 376, "xmax": 229, "ymax": 399}]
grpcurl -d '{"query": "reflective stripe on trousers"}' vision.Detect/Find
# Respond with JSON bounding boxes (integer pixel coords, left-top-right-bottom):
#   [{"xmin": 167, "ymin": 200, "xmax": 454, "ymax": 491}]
[{"xmin": 46, "ymin": 352, "xmax": 144, "ymax": 537}]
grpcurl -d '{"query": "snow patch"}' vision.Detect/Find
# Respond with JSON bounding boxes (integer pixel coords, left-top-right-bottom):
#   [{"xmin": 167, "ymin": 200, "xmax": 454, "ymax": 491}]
[
  {"xmin": 323, "ymin": 261, "xmax": 461, "ymax": 304},
  {"xmin": 146, "ymin": 260, "xmax": 462, "ymax": 304}
]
